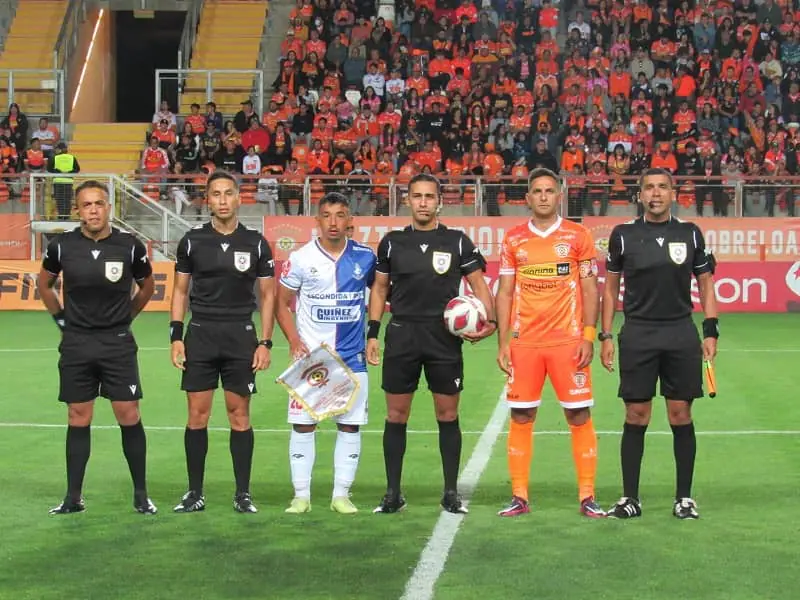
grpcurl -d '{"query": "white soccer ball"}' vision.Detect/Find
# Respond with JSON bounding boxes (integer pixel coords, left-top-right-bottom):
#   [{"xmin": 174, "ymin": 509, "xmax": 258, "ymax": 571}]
[{"xmin": 443, "ymin": 295, "xmax": 488, "ymax": 336}]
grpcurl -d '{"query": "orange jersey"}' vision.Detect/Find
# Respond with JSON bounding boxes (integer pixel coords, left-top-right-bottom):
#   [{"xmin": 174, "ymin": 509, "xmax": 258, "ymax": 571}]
[{"xmin": 500, "ymin": 218, "xmax": 597, "ymax": 347}]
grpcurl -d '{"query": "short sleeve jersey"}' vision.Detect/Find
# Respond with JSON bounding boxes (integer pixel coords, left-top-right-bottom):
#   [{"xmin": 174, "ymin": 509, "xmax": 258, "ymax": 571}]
[
  {"xmin": 41, "ymin": 227, "xmax": 153, "ymax": 331},
  {"xmin": 375, "ymin": 224, "xmax": 486, "ymax": 319},
  {"xmin": 281, "ymin": 239, "xmax": 377, "ymax": 372},
  {"xmin": 606, "ymin": 216, "xmax": 712, "ymax": 322},
  {"xmin": 175, "ymin": 222, "xmax": 274, "ymax": 321},
  {"xmin": 499, "ymin": 217, "xmax": 597, "ymax": 347}
]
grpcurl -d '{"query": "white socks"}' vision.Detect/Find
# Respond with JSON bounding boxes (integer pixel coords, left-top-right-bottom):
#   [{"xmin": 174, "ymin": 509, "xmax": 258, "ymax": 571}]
[
  {"xmin": 333, "ymin": 431, "xmax": 361, "ymax": 499},
  {"xmin": 289, "ymin": 430, "xmax": 316, "ymax": 499},
  {"xmin": 290, "ymin": 429, "xmax": 362, "ymax": 500}
]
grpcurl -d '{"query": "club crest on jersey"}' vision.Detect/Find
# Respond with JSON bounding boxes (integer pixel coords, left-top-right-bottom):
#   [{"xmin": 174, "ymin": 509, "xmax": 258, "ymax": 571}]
[
  {"xmin": 352, "ymin": 262, "xmax": 364, "ymax": 280},
  {"xmin": 553, "ymin": 242, "xmax": 571, "ymax": 258},
  {"xmin": 573, "ymin": 372, "xmax": 587, "ymax": 388},
  {"xmin": 432, "ymin": 251, "xmax": 451, "ymax": 275},
  {"xmin": 234, "ymin": 251, "xmax": 250, "ymax": 272},
  {"xmin": 668, "ymin": 242, "xmax": 687, "ymax": 265},
  {"xmin": 105, "ymin": 261, "xmax": 123, "ymax": 283}
]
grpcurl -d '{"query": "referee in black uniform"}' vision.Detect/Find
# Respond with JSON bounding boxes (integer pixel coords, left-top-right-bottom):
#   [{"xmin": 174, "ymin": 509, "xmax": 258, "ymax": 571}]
[
  {"xmin": 367, "ymin": 173, "xmax": 497, "ymax": 514},
  {"xmin": 37, "ymin": 180, "xmax": 157, "ymax": 515},
  {"xmin": 170, "ymin": 171, "xmax": 275, "ymax": 514},
  {"xmin": 600, "ymin": 168, "xmax": 719, "ymax": 520}
]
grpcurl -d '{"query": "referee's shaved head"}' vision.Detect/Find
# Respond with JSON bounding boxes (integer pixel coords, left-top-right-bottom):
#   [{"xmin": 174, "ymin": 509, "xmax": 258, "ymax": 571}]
[{"xmin": 639, "ymin": 168, "xmax": 674, "ymax": 190}]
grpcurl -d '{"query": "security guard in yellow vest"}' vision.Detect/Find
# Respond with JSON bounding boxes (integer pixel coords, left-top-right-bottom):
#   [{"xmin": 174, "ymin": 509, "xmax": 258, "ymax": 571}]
[{"xmin": 47, "ymin": 142, "xmax": 81, "ymax": 220}]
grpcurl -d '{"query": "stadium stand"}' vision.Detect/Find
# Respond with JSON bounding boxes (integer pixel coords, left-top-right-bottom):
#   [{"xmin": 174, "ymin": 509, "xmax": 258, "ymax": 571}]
[
  {"xmin": 70, "ymin": 122, "xmax": 150, "ymax": 173},
  {"xmin": 180, "ymin": 0, "xmax": 270, "ymax": 116},
  {"xmin": 54, "ymin": 0, "xmax": 788, "ymax": 219},
  {"xmin": 0, "ymin": 0, "xmax": 67, "ymax": 117}
]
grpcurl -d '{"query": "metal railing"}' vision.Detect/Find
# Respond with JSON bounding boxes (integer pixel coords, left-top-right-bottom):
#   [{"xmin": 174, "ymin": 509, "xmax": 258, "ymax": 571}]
[
  {"xmin": 0, "ymin": 0, "xmax": 18, "ymax": 53},
  {"xmin": 177, "ymin": 0, "xmax": 205, "ymax": 72},
  {"xmin": 27, "ymin": 173, "xmax": 194, "ymax": 260},
  {"xmin": 155, "ymin": 68, "xmax": 265, "ymax": 117},
  {"xmin": 0, "ymin": 69, "xmax": 66, "ymax": 135},
  {"xmin": 52, "ymin": 0, "xmax": 88, "ymax": 81},
  {"xmin": 111, "ymin": 173, "xmax": 800, "ymax": 219}
]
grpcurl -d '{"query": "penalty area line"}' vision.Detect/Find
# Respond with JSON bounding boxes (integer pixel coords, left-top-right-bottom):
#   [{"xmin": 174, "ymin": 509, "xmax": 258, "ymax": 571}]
[{"xmin": 400, "ymin": 392, "xmax": 508, "ymax": 600}]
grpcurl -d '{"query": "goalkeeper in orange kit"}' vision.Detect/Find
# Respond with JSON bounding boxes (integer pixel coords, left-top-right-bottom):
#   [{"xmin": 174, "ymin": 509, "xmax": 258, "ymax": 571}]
[{"xmin": 495, "ymin": 168, "xmax": 605, "ymax": 518}]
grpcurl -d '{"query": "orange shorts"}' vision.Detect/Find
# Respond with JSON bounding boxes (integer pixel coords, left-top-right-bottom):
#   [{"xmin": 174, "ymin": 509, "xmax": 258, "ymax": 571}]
[{"xmin": 505, "ymin": 342, "xmax": 594, "ymax": 409}]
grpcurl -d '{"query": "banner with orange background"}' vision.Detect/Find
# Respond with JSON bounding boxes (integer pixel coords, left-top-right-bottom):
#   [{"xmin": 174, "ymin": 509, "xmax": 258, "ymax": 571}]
[
  {"xmin": 264, "ymin": 216, "xmax": 800, "ymax": 263},
  {"xmin": 0, "ymin": 260, "xmax": 175, "ymax": 311},
  {"xmin": 0, "ymin": 214, "xmax": 31, "ymax": 259}
]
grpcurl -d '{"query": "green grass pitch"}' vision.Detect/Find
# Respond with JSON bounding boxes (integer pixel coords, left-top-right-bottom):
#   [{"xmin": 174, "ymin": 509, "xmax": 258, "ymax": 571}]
[{"xmin": 0, "ymin": 312, "xmax": 798, "ymax": 600}]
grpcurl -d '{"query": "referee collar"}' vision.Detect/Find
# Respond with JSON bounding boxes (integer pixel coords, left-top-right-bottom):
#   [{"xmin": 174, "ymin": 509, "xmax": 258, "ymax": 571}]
[
  {"xmin": 639, "ymin": 215, "xmax": 675, "ymax": 226},
  {"xmin": 78, "ymin": 225, "xmax": 117, "ymax": 243},
  {"xmin": 405, "ymin": 222, "xmax": 446, "ymax": 233}
]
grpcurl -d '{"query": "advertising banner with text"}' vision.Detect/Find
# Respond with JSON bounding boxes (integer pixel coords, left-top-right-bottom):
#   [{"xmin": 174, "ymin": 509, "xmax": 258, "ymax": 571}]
[
  {"xmin": 0, "ymin": 261, "xmax": 175, "ymax": 311},
  {"xmin": 264, "ymin": 216, "xmax": 800, "ymax": 263},
  {"xmin": 265, "ymin": 216, "xmax": 800, "ymax": 313},
  {"xmin": 0, "ymin": 214, "xmax": 31, "ymax": 260}
]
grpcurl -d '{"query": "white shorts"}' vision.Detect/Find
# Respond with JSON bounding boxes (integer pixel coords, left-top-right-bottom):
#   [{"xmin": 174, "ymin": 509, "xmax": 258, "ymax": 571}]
[{"xmin": 287, "ymin": 371, "xmax": 369, "ymax": 426}]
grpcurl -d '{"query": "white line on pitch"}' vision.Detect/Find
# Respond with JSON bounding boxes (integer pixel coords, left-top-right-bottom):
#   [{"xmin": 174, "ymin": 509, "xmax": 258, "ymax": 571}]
[
  {"xmin": 400, "ymin": 393, "xmax": 508, "ymax": 600},
  {"xmin": 0, "ymin": 423, "xmax": 798, "ymax": 436}
]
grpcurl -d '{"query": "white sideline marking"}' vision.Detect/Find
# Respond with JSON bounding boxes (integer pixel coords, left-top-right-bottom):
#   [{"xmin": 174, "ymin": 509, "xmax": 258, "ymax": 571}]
[
  {"xmin": 0, "ymin": 346, "xmax": 799, "ymax": 354},
  {"xmin": 400, "ymin": 394, "xmax": 508, "ymax": 600},
  {"xmin": 0, "ymin": 422, "xmax": 798, "ymax": 436}
]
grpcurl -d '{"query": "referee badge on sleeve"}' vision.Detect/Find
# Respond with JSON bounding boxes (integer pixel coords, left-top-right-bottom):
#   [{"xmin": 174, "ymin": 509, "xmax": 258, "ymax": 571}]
[
  {"xmin": 234, "ymin": 251, "xmax": 251, "ymax": 272},
  {"xmin": 668, "ymin": 242, "xmax": 687, "ymax": 265},
  {"xmin": 105, "ymin": 261, "xmax": 124, "ymax": 283},
  {"xmin": 432, "ymin": 251, "xmax": 452, "ymax": 275}
]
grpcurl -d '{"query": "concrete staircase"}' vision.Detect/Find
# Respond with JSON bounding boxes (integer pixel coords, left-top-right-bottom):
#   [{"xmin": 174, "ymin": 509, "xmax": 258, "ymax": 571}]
[
  {"xmin": 69, "ymin": 122, "xmax": 150, "ymax": 173},
  {"xmin": 181, "ymin": 0, "xmax": 269, "ymax": 115},
  {"xmin": 0, "ymin": 0, "xmax": 67, "ymax": 116}
]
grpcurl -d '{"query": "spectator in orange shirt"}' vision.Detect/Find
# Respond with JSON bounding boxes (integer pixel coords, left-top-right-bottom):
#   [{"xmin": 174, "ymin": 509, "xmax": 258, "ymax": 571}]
[
  {"xmin": 454, "ymin": 0, "xmax": 478, "ymax": 24},
  {"xmin": 539, "ymin": 0, "xmax": 559, "ymax": 38},
  {"xmin": 184, "ymin": 103, "xmax": 207, "ymax": 136},
  {"xmin": 140, "ymin": 136, "xmax": 170, "ymax": 178},
  {"xmin": 650, "ymin": 143, "xmax": 678, "ymax": 173},
  {"xmin": 307, "ymin": 139, "xmax": 330, "ymax": 174}
]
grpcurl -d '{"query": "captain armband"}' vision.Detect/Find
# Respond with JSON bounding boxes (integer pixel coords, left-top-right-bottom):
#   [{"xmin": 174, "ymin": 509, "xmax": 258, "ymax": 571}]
[
  {"xmin": 578, "ymin": 259, "xmax": 598, "ymax": 278},
  {"xmin": 367, "ymin": 320, "xmax": 381, "ymax": 339},
  {"xmin": 702, "ymin": 318, "xmax": 719, "ymax": 339}
]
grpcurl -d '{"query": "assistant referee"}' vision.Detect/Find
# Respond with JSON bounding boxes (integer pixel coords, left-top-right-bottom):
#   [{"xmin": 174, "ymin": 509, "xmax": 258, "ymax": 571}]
[
  {"xmin": 37, "ymin": 180, "xmax": 157, "ymax": 515},
  {"xmin": 600, "ymin": 168, "xmax": 719, "ymax": 520},
  {"xmin": 170, "ymin": 170, "xmax": 276, "ymax": 514},
  {"xmin": 367, "ymin": 173, "xmax": 497, "ymax": 514}
]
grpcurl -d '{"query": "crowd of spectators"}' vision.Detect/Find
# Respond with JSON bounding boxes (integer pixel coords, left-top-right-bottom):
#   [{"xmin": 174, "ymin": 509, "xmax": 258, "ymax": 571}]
[{"xmin": 145, "ymin": 0, "xmax": 800, "ymax": 217}]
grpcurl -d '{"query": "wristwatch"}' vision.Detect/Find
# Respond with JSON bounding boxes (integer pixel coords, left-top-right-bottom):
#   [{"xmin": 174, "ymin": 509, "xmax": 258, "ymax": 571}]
[
  {"xmin": 598, "ymin": 332, "xmax": 614, "ymax": 341},
  {"xmin": 259, "ymin": 339, "xmax": 273, "ymax": 349}
]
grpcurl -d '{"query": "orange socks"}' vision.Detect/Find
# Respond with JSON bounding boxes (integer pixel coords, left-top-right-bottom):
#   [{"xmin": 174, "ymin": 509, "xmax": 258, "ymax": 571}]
[
  {"xmin": 507, "ymin": 419, "xmax": 534, "ymax": 501},
  {"xmin": 569, "ymin": 418, "xmax": 598, "ymax": 501}
]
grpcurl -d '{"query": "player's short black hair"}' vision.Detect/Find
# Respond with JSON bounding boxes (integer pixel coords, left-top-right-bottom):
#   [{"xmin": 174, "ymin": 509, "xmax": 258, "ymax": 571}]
[
  {"xmin": 639, "ymin": 167, "xmax": 674, "ymax": 190},
  {"xmin": 206, "ymin": 170, "xmax": 239, "ymax": 192},
  {"xmin": 75, "ymin": 179, "xmax": 109, "ymax": 200},
  {"xmin": 528, "ymin": 167, "xmax": 561, "ymax": 189},
  {"xmin": 319, "ymin": 191, "xmax": 350, "ymax": 210},
  {"xmin": 408, "ymin": 173, "xmax": 441, "ymax": 196}
]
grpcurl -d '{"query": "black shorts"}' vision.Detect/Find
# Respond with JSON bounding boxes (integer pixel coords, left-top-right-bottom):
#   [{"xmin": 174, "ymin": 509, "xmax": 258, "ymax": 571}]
[
  {"xmin": 181, "ymin": 319, "xmax": 258, "ymax": 396},
  {"xmin": 618, "ymin": 319, "xmax": 703, "ymax": 402},
  {"xmin": 382, "ymin": 318, "xmax": 464, "ymax": 395},
  {"xmin": 58, "ymin": 329, "xmax": 142, "ymax": 404}
]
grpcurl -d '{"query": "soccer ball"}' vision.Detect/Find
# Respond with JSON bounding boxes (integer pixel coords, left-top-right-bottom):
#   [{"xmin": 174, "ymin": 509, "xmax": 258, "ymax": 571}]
[{"xmin": 443, "ymin": 295, "xmax": 487, "ymax": 336}]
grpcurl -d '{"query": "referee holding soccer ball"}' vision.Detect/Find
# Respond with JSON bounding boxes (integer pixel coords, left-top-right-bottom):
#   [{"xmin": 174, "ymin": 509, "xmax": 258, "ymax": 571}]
[
  {"xmin": 600, "ymin": 168, "xmax": 719, "ymax": 520},
  {"xmin": 366, "ymin": 173, "xmax": 496, "ymax": 515}
]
